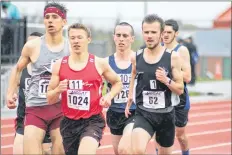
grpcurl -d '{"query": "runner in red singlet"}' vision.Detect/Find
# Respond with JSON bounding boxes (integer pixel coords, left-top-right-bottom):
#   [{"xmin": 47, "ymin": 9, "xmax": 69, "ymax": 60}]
[{"xmin": 46, "ymin": 23, "xmax": 123, "ymax": 155}]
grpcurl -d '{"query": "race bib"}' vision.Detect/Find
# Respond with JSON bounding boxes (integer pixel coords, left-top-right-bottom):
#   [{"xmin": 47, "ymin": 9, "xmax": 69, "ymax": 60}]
[
  {"xmin": 38, "ymin": 79, "xmax": 49, "ymax": 98},
  {"xmin": 114, "ymin": 88, "xmax": 129, "ymax": 103},
  {"xmin": 143, "ymin": 91, "xmax": 165, "ymax": 109},
  {"xmin": 114, "ymin": 74, "xmax": 130, "ymax": 103},
  {"xmin": 69, "ymin": 80, "xmax": 83, "ymax": 90},
  {"xmin": 119, "ymin": 74, "xmax": 131, "ymax": 83},
  {"xmin": 67, "ymin": 90, "xmax": 90, "ymax": 110},
  {"xmin": 150, "ymin": 80, "xmax": 157, "ymax": 89}
]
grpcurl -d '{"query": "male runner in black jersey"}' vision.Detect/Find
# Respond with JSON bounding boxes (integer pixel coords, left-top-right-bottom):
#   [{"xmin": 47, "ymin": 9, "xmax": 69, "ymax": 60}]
[
  {"xmin": 13, "ymin": 32, "xmax": 52, "ymax": 155},
  {"xmin": 125, "ymin": 14, "xmax": 184, "ymax": 155}
]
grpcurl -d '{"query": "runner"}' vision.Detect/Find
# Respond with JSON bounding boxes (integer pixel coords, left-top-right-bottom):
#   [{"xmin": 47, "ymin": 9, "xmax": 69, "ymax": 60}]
[
  {"xmin": 13, "ymin": 32, "xmax": 52, "ymax": 155},
  {"xmin": 106, "ymin": 22, "xmax": 136, "ymax": 155},
  {"xmin": 163, "ymin": 19, "xmax": 191, "ymax": 155},
  {"xmin": 6, "ymin": 2, "xmax": 69, "ymax": 154},
  {"xmin": 125, "ymin": 14, "xmax": 184, "ymax": 155},
  {"xmin": 46, "ymin": 23, "xmax": 122, "ymax": 155}
]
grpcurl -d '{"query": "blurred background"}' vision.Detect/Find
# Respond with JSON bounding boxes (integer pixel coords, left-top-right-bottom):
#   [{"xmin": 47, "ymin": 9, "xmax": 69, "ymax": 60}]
[{"xmin": 1, "ymin": 1, "xmax": 231, "ymax": 107}]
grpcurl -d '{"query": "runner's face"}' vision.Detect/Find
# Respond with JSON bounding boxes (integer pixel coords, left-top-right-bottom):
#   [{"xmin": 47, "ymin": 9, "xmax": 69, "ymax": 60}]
[
  {"xmin": 69, "ymin": 28, "xmax": 91, "ymax": 54},
  {"xmin": 162, "ymin": 25, "xmax": 177, "ymax": 44},
  {"xmin": 113, "ymin": 25, "xmax": 134, "ymax": 51},
  {"xmin": 142, "ymin": 21, "xmax": 162, "ymax": 50},
  {"xmin": 44, "ymin": 13, "xmax": 66, "ymax": 34}
]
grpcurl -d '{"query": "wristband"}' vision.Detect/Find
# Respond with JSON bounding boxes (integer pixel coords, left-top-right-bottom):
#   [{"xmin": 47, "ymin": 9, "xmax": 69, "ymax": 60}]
[{"xmin": 166, "ymin": 78, "xmax": 172, "ymax": 86}]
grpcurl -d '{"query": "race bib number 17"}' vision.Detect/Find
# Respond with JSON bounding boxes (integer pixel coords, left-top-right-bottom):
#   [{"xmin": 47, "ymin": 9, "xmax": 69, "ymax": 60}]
[{"xmin": 38, "ymin": 79, "xmax": 49, "ymax": 98}]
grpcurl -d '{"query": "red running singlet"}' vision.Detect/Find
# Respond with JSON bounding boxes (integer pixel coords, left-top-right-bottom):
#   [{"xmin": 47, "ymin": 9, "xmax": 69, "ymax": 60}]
[{"xmin": 59, "ymin": 54, "xmax": 103, "ymax": 120}]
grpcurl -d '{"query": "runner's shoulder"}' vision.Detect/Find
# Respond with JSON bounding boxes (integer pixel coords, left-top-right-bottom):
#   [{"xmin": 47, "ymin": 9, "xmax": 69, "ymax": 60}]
[{"xmin": 25, "ymin": 37, "xmax": 41, "ymax": 49}]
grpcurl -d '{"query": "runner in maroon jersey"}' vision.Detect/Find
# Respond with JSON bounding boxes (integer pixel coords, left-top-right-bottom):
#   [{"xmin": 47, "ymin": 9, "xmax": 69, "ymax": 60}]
[{"xmin": 46, "ymin": 23, "xmax": 123, "ymax": 155}]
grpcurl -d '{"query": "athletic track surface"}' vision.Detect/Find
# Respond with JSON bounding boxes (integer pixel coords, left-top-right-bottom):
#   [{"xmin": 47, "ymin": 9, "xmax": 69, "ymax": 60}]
[{"xmin": 1, "ymin": 100, "xmax": 231, "ymax": 154}]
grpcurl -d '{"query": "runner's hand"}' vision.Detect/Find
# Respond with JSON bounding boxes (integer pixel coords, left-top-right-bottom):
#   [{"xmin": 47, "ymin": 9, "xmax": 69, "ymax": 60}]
[
  {"xmin": 57, "ymin": 79, "xmax": 68, "ymax": 93},
  {"xmin": 156, "ymin": 67, "xmax": 169, "ymax": 84},
  {"xmin": 125, "ymin": 96, "xmax": 132, "ymax": 118},
  {"xmin": 125, "ymin": 104, "xmax": 131, "ymax": 118},
  {"xmin": 99, "ymin": 93, "xmax": 112, "ymax": 108},
  {"xmin": 6, "ymin": 93, "xmax": 18, "ymax": 109}
]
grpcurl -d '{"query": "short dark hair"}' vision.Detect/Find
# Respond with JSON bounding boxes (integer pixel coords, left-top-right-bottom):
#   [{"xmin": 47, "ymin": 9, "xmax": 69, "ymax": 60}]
[
  {"xmin": 142, "ymin": 14, "xmax": 164, "ymax": 32},
  {"xmin": 29, "ymin": 32, "xmax": 43, "ymax": 37},
  {"xmin": 114, "ymin": 22, "xmax": 134, "ymax": 36},
  {"xmin": 164, "ymin": 19, "xmax": 179, "ymax": 32},
  {"xmin": 44, "ymin": 2, "xmax": 68, "ymax": 17},
  {"xmin": 68, "ymin": 23, "xmax": 91, "ymax": 38}
]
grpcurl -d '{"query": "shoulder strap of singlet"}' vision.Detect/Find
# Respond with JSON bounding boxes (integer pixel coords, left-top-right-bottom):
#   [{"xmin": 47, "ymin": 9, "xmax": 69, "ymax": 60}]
[
  {"xmin": 89, "ymin": 53, "xmax": 95, "ymax": 60},
  {"xmin": 136, "ymin": 48, "xmax": 143, "ymax": 56},
  {"xmin": 108, "ymin": 54, "xmax": 114, "ymax": 63},
  {"xmin": 172, "ymin": 44, "xmax": 182, "ymax": 52},
  {"xmin": 61, "ymin": 56, "xmax": 69, "ymax": 63}
]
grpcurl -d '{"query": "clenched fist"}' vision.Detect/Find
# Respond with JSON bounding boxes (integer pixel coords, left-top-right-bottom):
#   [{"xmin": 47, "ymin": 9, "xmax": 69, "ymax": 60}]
[
  {"xmin": 57, "ymin": 79, "xmax": 68, "ymax": 93},
  {"xmin": 99, "ymin": 93, "xmax": 112, "ymax": 108},
  {"xmin": 6, "ymin": 93, "xmax": 18, "ymax": 109}
]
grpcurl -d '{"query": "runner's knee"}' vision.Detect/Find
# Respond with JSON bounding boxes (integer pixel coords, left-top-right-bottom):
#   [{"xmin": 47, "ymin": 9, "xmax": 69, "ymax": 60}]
[{"xmin": 176, "ymin": 127, "xmax": 186, "ymax": 138}]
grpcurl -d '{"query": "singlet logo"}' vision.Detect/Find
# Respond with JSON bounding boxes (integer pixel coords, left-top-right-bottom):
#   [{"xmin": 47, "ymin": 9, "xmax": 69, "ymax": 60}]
[
  {"xmin": 42, "ymin": 59, "xmax": 58, "ymax": 73},
  {"xmin": 83, "ymin": 82, "xmax": 93, "ymax": 87},
  {"xmin": 62, "ymin": 59, "xmax": 67, "ymax": 63},
  {"xmin": 89, "ymin": 58, "xmax": 94, "ymax": 63}
]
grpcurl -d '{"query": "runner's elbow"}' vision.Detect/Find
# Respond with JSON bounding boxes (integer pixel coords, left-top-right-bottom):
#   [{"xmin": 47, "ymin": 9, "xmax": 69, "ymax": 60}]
[
  {"xmin": 176, "ymin": 85, "xmax": 184, "ymax": 96},
  {"xmin": 184, "ymin": 76, "xmax": 191, "ymax": 84}
]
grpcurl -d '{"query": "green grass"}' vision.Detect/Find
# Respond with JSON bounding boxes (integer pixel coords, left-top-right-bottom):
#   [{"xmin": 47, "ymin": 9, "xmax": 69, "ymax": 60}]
[
  {"xmin": 102, "ymin": 82, "xmax": 107, "ymax": 96},
  {"xmin": 196, "ymin": 77, "xmax": 231, "ymax": 82},
  {"xmin": 188, "ymin": 91, "xmax": 203, "ymax": 96}
]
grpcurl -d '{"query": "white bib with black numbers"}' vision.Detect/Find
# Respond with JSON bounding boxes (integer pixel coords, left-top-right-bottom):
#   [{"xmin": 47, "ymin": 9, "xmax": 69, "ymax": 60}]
[
  {"xmin": 142, "ymin": 91, "xmax": 165, "ymax": 109},
  {"xmin": 142, "ymin": 79, "xmax": 165, "ymax": 109},
  {"xmin": 38, "ymin": 79, "xmax": 49, "ymax": 98},
  {"xmin": 114, "ymin": 88, "xmax": 129, "ymax": 103},
  {"xmin": 67, "ymin": 80, "xmax": 90, "ymax": 111},
  {"xmin": 67, "ymin": 90, "xmax": 90, "ymax": 111},
  {"xmin": 114, "ymin": 74, "xmax": 130, "ymax": 103}
]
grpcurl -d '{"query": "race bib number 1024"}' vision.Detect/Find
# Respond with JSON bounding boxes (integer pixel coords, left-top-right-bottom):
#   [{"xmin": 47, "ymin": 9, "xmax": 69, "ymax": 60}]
[{"xmin": 67, "ymin": 90, "xmax": 90, "ymax": 111}]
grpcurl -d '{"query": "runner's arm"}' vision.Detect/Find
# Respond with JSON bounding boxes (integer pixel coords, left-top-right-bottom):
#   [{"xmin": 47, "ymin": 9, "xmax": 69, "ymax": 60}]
[
  {"xmin": 101, "ymin": 57, "xmax": 108, "ymax": 82},
  {"xmin": 101, "ymin": 59, "xmax": 122, "ymax": 100},
  {"xmin": 7, "ymin": 41, "xmax": 32, "ymax": 97},
  {"xmin": 167, "ymin": 52, "xmax": 184, "ymax": 95},
  {"xmin": 127, "ymin": 53, "xmax": 136, "ymax": 108},
  {"xmin": 179, "ymin": 46, "xmax": 191, "ymax": 83},
  {"xmin": 47, "ymin": 59, "xmax": 62, "ymax": 104}
]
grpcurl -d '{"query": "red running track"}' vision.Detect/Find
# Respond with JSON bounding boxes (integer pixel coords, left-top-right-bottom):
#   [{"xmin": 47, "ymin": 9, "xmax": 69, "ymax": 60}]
[{"xmin": 1, "ymin": 100, "xmax": 231, "ymax": 154}]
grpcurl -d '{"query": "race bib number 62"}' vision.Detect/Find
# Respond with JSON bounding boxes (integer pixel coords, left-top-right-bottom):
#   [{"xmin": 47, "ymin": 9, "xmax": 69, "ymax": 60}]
[{"xmin": 143, "ymin": 91, "xmax": 165, "ymax": 109}]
